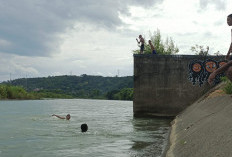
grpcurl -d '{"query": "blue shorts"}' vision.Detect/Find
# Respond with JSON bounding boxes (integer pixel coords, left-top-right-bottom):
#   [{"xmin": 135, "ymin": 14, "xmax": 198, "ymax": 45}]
[
  {"xmin": 152, "ymin": 50, "xmax": 156, "ymax": 54},
  {"xmin": 140, "ymin": 44, "xmax": 144, "ymax": 51}
]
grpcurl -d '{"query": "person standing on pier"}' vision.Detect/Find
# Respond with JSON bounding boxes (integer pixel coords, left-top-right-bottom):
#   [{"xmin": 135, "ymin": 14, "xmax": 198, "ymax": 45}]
[{"xmin": 136, "ymin": 35, "xmax": 145, "ymax": 54}]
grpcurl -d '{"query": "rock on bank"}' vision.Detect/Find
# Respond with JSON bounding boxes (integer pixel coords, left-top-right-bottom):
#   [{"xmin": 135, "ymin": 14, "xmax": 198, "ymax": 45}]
[{"xmin": 166, "ymin": 90, "xmax": 232, "ymax": 157}]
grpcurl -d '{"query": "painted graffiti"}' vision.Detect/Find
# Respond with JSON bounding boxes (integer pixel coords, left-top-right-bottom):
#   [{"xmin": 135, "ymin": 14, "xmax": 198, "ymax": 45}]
[{"xmin": 189, "ymin": 59, "xmax": 227, "ymax": 86}]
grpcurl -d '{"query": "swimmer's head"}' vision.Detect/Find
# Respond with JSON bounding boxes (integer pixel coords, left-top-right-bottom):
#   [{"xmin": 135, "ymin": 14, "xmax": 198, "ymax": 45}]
[
  {"xmin": 227, "ymin": 14, "xmax": 232, "ymax": 26},
  {"xmin": 66, "ymin": 114, "xmax": 71, "ymax": 120},
  {"xmin": 81, "ymin": 123, "xmax": 88, "ymax": 132}
]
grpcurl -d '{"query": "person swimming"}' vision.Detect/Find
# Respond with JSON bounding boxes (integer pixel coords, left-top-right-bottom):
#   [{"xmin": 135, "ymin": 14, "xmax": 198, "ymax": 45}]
[
  {"xmin": 81, "ymin": 123, "xmax": 88, "ymax": 132},
  {"xmin": 52, "ymin": 114, "xmax": 71, "ymax": 120}
]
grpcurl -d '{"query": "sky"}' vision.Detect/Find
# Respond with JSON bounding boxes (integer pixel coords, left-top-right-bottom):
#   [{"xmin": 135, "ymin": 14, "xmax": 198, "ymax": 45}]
[{"xmin": 0, "ymin": 0, "xmax": 231, "ymax": 82}]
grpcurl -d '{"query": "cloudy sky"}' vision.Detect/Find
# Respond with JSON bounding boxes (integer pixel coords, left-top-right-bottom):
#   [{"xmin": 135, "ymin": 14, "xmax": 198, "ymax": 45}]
[{"xmin": 0, "ymin": 0, "xmax": 231, "ymax": 82}]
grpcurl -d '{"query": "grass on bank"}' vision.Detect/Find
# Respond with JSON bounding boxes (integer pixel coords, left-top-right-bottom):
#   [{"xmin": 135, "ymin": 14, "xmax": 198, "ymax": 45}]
[{"xmin": 221, "ymin": 77, "xmax": 232, "ymax": 94}]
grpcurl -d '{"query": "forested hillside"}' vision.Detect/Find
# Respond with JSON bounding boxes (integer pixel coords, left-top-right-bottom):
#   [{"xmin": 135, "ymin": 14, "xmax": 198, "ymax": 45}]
[{"xmin": 1, "ymin": 75, "xmax": 133, "ymax": 100}]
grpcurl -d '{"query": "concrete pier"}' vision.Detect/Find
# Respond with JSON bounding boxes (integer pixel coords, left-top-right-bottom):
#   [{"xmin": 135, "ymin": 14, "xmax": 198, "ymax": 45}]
[{"xmin": 133, "ymin": 54, "xmax": 225, "ymax": 117}]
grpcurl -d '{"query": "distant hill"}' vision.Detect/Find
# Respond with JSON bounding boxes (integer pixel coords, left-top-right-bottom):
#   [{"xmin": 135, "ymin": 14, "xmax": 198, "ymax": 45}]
[{"xmin": 1, "ymin": 75, "xmax": 133, "ymax": 99}]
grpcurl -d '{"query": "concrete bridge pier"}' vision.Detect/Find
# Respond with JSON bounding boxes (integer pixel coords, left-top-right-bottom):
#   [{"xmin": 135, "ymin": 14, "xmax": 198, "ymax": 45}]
[{"xmin": 133, "ymin": 54, "xmax": 225, "ymax": 117}]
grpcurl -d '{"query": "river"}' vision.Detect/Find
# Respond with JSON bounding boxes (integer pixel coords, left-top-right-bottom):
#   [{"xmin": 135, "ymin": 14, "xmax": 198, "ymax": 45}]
[{"xmin": 0, "ymin": 99, "xmax": 171, "ymax": 157}]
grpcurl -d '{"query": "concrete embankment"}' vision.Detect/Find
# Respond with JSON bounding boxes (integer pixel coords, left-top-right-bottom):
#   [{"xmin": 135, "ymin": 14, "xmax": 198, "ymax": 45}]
[{"xmin": 166, "ymin": 85, "xmax": 232, "ymax": 157}]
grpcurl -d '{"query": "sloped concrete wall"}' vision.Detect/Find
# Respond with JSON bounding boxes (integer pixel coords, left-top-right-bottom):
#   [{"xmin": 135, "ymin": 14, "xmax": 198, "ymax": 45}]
[{"xmin": 133, "ymin": 54, "xmax": 225, "ymax": 117}]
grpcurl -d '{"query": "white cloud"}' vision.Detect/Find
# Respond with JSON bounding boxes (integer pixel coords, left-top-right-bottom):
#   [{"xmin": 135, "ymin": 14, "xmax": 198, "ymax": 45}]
[
  {"xmin": 119, "ymin": 0, "xmax": 231, "ymax": 54},
  {"xmin": 0, "ymin": 0, "xmax": 161, "ymax": 57},
  {"xmin": 0, "ymin": 0, "xmax": 232, "ymax": 82},
  {"xmin": 199, "ymin": 0, "xmax": 227, "ymax": 10},
  {"xmin": 0, "ymin": 39, "xmax": 11, "ymax": 47}
]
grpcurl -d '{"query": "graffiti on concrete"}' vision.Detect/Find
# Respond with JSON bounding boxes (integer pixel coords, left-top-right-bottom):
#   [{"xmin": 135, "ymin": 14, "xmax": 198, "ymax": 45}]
[{"xmin": 188, "ymin": 59, "xmax": 227, "ymax": 86}]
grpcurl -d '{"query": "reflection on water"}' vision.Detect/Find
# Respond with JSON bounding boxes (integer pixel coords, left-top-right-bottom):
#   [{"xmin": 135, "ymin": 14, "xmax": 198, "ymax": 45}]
[{"xmin": 0, "ymin": 99, "xmax": 171, "ymax": 157}]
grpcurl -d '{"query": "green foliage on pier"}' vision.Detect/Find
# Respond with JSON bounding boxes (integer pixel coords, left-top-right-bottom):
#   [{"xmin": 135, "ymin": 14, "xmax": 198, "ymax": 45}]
[
  {"xmin": 133, "ymin": 29, "xmax": 179, "ymax": 55},
  {"xmin": 190, "ymin": 44, "xmax": 222, "ymax": 56},
  {"xmin": 191, "ymin": 45, "xmax": 210, "ymax": 56}
]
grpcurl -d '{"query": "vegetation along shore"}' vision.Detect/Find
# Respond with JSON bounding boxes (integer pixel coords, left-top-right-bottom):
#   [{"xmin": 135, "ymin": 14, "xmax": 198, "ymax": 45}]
[{"xmin": 0, "ymin": 75, "xmax": 133, "ymax": 100}]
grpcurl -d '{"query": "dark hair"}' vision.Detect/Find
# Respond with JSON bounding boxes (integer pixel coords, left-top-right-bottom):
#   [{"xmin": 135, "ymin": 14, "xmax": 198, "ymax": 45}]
[
  {"xmin": 81, "ymin": 123, "xmax": 88, "ymax": 132},
  {"xmin": 228, "ymin": 14, "xmax": 232, "ymax": 18}
]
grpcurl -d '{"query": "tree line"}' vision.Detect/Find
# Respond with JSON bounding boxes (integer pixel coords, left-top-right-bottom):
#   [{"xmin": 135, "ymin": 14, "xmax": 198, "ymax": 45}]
[{"xmin": 0, "ymin": 75, "xmax": 133, "ymax": 100}]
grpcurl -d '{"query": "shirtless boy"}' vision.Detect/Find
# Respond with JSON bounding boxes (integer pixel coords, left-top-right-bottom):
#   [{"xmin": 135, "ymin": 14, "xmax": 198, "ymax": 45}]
[
  {"xmin": 52, "ymin": 114, "xmax": 71, "ymax": 120},
  {"xmin": 136, "ymin": 35, "xmax": 145, "ymax": 54}
]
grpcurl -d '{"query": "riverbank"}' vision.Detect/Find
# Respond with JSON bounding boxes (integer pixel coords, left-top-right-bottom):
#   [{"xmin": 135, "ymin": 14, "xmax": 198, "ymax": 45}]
[{"xmin": 166, "ymin": 83, "xmax": 232, "ymax": 157}]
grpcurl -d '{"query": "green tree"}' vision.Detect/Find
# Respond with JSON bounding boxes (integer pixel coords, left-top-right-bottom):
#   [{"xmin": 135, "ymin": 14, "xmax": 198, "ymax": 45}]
[
  {"xmin": 191, "ymin": 45, "xmax": 209, "ymax": 56},
  {"xmin": 0, "ymin": 85, "xmax": 7, "ymax": 99},
  {"xmin": 106, "ymin": 90, "xmax": 120, "ymax": 100},
  {"xmin": 0, "ymin": 85, "xmax": 38, "ymax": 99},
  {"xmin": 2, "ymin": 75, "xmax": 133, "ymax": 100},
  {"xmin": 133, "ymin": 29, "xmax": 179, "ymax": 55},
  {"xmin": 107, "ymin": 88, "xmax": 133, "ymax": 100},
  {"xmin": 114, "ymin": 88, "xmax": 133, "ymax": 100},
  {"xmin": 7, "ymin": 86, "xmax": 28, "ymax": 99},
  {"xmin": 214, "ymin": 51, "xmax": 223, "ymax": 56}
]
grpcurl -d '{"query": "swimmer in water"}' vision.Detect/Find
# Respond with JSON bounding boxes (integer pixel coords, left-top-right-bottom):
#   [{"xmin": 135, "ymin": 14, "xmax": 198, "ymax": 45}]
[
  {"xmin": 81, "ymin": 123, "xmax": 88, "ymax": 132},
  {"xmin": 52, "ymin": 114, "xmax": 71, "ymax": 120}
]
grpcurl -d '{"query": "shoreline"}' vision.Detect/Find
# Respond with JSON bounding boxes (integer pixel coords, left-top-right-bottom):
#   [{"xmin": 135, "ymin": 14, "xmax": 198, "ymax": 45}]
[
  {"xmin": 161, "ymin": 126, "xmax": 173, "ymax": 157},
  {"xmin": 164, "ymin": 119, "xmax": 176, "ymax": 157}
]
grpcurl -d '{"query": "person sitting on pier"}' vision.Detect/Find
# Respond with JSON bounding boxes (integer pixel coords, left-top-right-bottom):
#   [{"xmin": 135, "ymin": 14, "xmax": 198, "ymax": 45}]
[
  {"xmin": 148, "ymin": 40, "xmax": 157, "ymax": 54},
  {"xmin": 208, "ymin": 14, "xmax": 232, "ymax": 85},
  {"xmin": 52, "ymin": 114, "xmax": 71, "ymax": 120}
]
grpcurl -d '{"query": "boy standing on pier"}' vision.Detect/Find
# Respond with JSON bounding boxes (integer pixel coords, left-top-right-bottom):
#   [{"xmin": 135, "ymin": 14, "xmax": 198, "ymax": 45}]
[{"xmin": 136, "ymin": 35, "xmax": 145, "ymax": 54}]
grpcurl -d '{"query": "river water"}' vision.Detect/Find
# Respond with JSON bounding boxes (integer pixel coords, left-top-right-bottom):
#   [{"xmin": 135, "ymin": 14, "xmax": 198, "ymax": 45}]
[{"xmin": 0, "ymin": 99, "xmax": 171, "ymax": 157}]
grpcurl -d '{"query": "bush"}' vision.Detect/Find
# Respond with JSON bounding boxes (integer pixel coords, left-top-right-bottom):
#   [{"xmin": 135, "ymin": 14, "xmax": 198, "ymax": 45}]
[
  {"xmin": 133, "ymin": 29, "xmax": 179, "ymax": 55},
  {"xmin": 0, "ymin": 85, "xmax": 7, "ymax": 99},
  {"xmin": 106, "ymin": 88, "xmax": 133, "ymax": 100},
  {"xmin": 0, "ymin": 85, "xmax": 39, "ymax": 99},
  {"xmin": 7, "ymin": 86, "xmax": 27, "ymax": 99},
  {"xmin": 221, "ymin": 77, "xmax": 232, "ymax": 94}
]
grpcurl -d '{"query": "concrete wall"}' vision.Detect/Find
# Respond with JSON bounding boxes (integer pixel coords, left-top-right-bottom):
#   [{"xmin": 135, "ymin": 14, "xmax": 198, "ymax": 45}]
[{"xmin": 133, "ymin": 54, "xmax": 225, "ymax": 117}]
